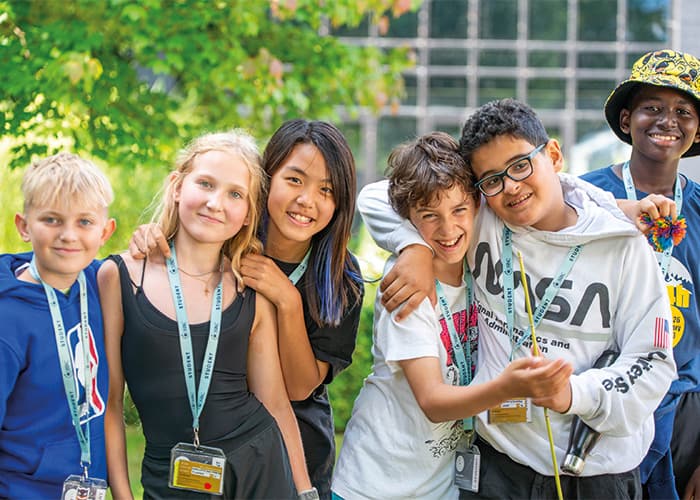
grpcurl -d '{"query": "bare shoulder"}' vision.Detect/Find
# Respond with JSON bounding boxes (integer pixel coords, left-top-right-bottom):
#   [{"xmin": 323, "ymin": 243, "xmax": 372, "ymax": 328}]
[
  {"xmin": 119, "ymin": 251, "xmax": 167, "ymax": 286},
  {"xmin": 97, "ymin": 257, "xmax": 120, "ymax": 287}
]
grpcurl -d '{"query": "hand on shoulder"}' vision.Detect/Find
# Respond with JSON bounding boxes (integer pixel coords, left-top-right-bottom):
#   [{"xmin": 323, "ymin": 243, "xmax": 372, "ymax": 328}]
[{"xmin": 380, "ymin": 244, "xmax": 435, "ymax": 321}]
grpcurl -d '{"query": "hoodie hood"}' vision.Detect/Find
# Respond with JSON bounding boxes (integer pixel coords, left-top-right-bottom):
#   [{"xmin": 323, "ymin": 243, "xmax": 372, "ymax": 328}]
[
  {"xmin": 0, "ymin": 252, "xmax": 50, "ymax": 306},
  {"xmin": 505, "ymin": 173, "xmax": 639, "ymax": 247}
]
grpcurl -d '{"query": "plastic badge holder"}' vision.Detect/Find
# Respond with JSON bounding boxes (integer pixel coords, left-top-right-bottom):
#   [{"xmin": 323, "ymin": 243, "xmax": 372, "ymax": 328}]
[
  {"xmin": 454, "ymin": 433, "xmax": 480, "ymax": 493},
  {"xmin": 61, "ymin": 475, "xmax": 107, "ymax": 500},
  {"xmin": 169, "ymin": 442, "xmax": 226, "ymax": 496}
]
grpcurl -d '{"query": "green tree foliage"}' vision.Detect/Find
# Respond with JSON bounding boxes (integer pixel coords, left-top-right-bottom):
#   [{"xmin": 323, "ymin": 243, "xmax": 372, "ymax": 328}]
[
  {"xmin": 0, "ymin": 0, "xmax": 414, "ymax": 435},
  {"xmin": 0, "ymin": 0, "xmax": 416, "ymax": 170}
]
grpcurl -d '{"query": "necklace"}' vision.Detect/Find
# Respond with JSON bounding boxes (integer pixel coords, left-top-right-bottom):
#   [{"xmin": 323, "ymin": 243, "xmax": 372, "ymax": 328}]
[
  {"xmin": 177, "ymin": 257, "xmax": 224, "ymax": 296},
  {"xmin": 178, "ymin": 267, "xmax": 218, "ymax": 278}
]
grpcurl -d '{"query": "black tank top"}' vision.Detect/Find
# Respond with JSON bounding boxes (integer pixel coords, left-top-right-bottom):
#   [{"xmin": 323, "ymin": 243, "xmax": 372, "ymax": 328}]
[{"xmin": 112, "ymin": 255, "xmax": 271, "ymax": 458}]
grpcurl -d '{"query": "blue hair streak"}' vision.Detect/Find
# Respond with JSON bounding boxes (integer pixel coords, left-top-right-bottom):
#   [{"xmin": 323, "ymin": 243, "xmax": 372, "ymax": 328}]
[{"xmin": 310, "ymin": 229, "xmax": 363, "ymax": 327}]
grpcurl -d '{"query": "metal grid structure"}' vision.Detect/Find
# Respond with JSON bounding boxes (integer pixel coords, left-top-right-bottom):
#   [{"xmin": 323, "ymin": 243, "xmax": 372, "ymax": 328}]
[{"xmin": 332, "ymin": 0, "xmax": 682, "ymax": 183}]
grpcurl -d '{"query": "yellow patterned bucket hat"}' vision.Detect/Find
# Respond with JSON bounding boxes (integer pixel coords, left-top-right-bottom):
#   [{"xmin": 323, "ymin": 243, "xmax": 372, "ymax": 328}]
[{"xmin": 604, "ymin": 49, "xmax": 700, "ymax": 157}]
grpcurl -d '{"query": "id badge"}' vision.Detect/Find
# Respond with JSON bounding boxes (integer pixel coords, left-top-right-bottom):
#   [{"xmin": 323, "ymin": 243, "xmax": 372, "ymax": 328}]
[
  {"xmin": 454, "ymin": 437, "xmax": 480, "ymax": 493},
  {"xmin": 61, "ymin": 475, "xmax": 107, "ymax": 500},
  {"xmin": 169, "ymin": 442, "xmax": 226, "ymax": 495},
  {"xmin": 488, "ymin": 398, "xmax": 532, "ymax": 424}
]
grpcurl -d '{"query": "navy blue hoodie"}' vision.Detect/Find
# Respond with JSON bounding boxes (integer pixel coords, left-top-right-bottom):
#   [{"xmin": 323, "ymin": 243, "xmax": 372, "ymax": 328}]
[{"xmin": 0, "ymin": 252, "xmax": 108, "ymax": 498}]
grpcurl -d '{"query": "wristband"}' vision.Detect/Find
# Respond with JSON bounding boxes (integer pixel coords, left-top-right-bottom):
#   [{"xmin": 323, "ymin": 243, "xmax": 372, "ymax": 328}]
[{"xmin": 298, "ymin": 487, "xmax": 320, "ymax": 500}]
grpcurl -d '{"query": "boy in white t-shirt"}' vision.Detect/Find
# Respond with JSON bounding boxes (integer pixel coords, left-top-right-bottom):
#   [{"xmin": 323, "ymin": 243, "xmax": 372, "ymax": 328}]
[{"xmin": 331, "ymin": 132, "xmax": 573, "ymax": 500}]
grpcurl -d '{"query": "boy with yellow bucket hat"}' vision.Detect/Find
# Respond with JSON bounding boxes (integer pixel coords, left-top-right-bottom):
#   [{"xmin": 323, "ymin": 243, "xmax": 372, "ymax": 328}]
[{"xmin": 582, "ymin": 49, "xmax": 700, "ymax": 500}]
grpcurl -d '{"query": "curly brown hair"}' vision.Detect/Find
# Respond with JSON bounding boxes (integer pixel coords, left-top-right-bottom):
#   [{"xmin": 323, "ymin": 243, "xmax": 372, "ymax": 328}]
[{"xmin": 387, "ymin": 131, "xmax": 478, "ymax": 219}]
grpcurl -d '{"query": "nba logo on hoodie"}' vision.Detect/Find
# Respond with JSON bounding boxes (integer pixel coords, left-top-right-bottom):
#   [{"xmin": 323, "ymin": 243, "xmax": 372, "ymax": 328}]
[{"xmin": 66, "ymin": 322, "xmax": 105, "ymax": 423}]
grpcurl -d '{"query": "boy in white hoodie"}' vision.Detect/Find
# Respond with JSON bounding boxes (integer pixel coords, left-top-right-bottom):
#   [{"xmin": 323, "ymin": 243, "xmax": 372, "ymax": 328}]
[{"xmin": 357, "ymin": 98, "xmax": 676, "ymax": 499}]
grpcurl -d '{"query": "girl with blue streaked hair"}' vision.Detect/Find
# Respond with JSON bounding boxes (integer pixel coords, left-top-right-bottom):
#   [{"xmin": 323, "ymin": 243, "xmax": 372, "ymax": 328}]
[{"xmin": 240, "ymin": 119, "xmax": 364, "ymax": 500}]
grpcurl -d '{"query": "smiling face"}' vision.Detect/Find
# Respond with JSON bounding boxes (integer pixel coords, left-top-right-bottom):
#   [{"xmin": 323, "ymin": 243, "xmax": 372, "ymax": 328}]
[
  {"xmin": 409, "ymin": 186, "xmax": 476, "ymax": 283},
  {"xmin": 265, "ymin": 143, "xmax": 336, "ymax": 259},
  {"xmin": 621, "ymin": 85, "xmax": 700, "ymax": 163},
  {"xmin": 174, "ymin": 149, "xmax": 251, "ymax": 247},
  {"xmin": 470, "ymin": 136, "xmax": 571, "ymax": 231},
  {"xmin": 15, "ymin": 202, "xmax": 115, "ymax": 289}
]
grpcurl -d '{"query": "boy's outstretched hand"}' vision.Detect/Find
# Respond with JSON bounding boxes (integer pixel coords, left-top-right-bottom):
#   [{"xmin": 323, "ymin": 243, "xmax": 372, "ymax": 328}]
[
  {"xmin": 129, "ymin": 223, "xmax": 170, "ymax": 259},
  {"xmin": 499, "ymin": 357, "xmax": 573, "ymax": 413},
  {"xmin": 380, "ymin": 244, "xmax": 436, "ymax": 321}
]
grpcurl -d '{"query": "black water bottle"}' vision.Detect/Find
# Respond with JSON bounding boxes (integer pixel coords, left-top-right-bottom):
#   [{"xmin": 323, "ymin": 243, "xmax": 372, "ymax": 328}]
[{"xmin": 560, "ymin": 349, "xmax": 619, "ymax": 475}]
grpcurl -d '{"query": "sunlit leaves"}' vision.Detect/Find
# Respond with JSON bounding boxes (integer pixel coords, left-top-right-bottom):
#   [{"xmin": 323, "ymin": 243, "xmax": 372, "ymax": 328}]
[{"xmin": 1, "ymin": 0, "xmax": 418, "ymax": 170}]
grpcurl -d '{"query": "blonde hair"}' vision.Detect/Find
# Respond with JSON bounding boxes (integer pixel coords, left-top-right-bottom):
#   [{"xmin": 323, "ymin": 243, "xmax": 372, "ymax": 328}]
[
  {"xmin": 153, "ymin": 130, "xmax": 266, "ymax": 284},
  {"xmin": 21, "ymin": 152, "xmax": 114, "ymax": 213}
]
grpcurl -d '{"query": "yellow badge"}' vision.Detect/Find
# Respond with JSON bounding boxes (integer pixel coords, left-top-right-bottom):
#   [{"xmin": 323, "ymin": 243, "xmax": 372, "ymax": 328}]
[{"xmin": 488, "ymin": 398, "xmax": 532, "ymax": 424}]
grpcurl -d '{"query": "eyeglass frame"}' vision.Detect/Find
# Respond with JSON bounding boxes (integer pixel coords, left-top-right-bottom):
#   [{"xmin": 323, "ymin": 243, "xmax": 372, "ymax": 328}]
[{"xmin": 473, "ymin": 143, "xmax": 547, "ymax": 197}]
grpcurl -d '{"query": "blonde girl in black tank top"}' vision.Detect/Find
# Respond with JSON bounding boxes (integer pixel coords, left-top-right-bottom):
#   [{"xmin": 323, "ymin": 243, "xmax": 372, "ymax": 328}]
[{"xmin": 98, "ymin": 130, "xmax": 312, "ymax": 499}]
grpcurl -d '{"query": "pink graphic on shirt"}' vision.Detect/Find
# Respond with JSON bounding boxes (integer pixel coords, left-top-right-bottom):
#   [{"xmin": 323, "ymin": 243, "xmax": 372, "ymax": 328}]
[{"xmin": 438, "ymin": 304, "xmax": 477, "ymax": 370}]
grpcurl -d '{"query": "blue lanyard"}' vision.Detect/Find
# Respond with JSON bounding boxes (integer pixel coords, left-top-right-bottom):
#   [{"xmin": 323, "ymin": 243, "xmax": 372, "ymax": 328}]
[
  {"xmin": 166, "ymin": 243, "xmax": 223, "ymax": 444},
  {"xmin": 622, "ymin": 161, "xmax": 682, "ymax": 277},
  {"xmin": 29, "ymin": 258, "xmax": 92, "ymax": 471},
  {"xmin": 435, "ymin": 261, "xmax": 475, "ymax": 431},
  {"xmin": 287, "ymin": 246, "xmax": 312, "ymax": 285},
  {"xmin": 502, "ymin": 227, "xmax": 582, "ymax": 358}
]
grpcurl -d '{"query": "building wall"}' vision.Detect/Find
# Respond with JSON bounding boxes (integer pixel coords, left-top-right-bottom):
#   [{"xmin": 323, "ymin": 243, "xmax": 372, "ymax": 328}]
[{"xmin": 338, "ymin": 0, "xmax": 694, "ymax": 182}]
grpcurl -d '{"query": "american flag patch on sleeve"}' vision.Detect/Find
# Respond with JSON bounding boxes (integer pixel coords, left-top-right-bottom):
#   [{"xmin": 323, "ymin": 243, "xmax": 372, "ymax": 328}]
[{"xmin": 654, "ymin": 317, "xmax": 670, "ymax": 349}]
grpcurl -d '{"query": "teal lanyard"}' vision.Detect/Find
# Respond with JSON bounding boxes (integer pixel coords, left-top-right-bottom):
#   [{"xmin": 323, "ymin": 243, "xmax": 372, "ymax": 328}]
[
  {"xmin": 502, "ymin": 227, "xmax": 582, "ymax": 359},
  {"xmin": 29, "ymin": 258, "xmax": 92, "ymax": 473},
  {"xmin": 287, "ymin": 246, "xmax": 312, "ymax": 285},
  {"xmin": 622, "ymin": 161, "xmax": 682, "ymax": 277},
  {"xmin": 435, "ymin": 261, "xmax": 475, "ymax": 431},
  {"xmin": 166, "ymin": 243, "xmax": 223, "ymax": 446}
]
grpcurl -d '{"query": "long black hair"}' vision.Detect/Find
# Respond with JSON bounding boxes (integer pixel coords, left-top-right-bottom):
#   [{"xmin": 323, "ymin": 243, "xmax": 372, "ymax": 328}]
[{"xmin": 262, "ymin": 119, "xmax": 363, "ymax": 327}]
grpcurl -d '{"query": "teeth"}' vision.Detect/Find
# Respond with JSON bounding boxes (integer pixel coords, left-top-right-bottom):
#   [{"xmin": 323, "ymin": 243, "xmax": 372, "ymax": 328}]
[
  {"xmin": 290, "ymin": 212, "xmax": 312, "ymax": 223},
  {"xmin": 509, "ymin": 194, "xmax": 530, "ymax": 206},
  {"xmin": 438, "ymin": 236, "xmax": 460, "ymax": 247},
  {"xmin": 651, "ymin": 134, "xmax": 678, "ymax": 141}
]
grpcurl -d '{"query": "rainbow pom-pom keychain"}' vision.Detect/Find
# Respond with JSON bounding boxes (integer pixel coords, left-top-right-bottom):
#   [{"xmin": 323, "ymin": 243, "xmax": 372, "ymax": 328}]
[{"xmin": 640, "ymin": 214, "xmax": 687, "ymax": 252}]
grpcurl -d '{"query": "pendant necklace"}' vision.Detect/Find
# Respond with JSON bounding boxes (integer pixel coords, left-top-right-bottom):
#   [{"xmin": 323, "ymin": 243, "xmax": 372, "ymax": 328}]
[{"xmin": 178, "ymin": 258, "xmax": 224, "ymax": 296}]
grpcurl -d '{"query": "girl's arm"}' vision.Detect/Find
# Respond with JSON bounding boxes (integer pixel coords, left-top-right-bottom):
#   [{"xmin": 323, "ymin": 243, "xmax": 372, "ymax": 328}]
[
  {"xmin": 97, "ymin": 259, "xmax": 133, "ymax": 500},
  {"xmin": 242, "ymin": 254, "xmax": 328, "ymax": 400},
  {"xmin": 400, "ymin": 356, "xmax": 573, "ymax": 423},
  {"xmin": 248, "ymin": 292, "xmax": 312, "ymax": 493}
]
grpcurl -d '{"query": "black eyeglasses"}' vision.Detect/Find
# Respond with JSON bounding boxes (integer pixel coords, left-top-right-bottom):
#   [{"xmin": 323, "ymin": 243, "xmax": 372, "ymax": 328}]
[{"xmin": 474, "ymin": 143, "xmax": 547, "ymax": 197}]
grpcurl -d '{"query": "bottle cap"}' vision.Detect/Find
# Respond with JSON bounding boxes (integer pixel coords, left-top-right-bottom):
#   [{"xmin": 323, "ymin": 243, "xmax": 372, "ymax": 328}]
[{"xmin": 561, "ymin": 454, "xmax": 585, "ymax": 475}]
